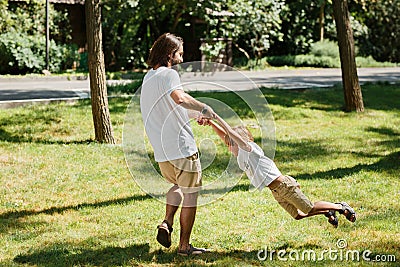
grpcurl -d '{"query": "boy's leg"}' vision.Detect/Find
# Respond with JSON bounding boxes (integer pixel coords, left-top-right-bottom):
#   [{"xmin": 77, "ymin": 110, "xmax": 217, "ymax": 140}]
[
  {"xmin": 295, "ymin": 201, "xmax": 342, "ymax": 219},
  {"xmin": 272, "ymin": 176, "xmax": 356, "ymax": 223},
  {"xmin": 270, "ymin": 176, "xmax": 314, "ymax": 219},
  {"xmin": 297, "ymin": 201, "xmax": 356, "ymax": 224}
]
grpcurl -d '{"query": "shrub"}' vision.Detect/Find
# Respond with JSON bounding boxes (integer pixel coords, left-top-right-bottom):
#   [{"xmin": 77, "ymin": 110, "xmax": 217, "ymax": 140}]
[
  {"xmin": 0, "ymin": 31, "xmax": 78, "ymax": 74},
  {"xmin": 259, "ymin": 54, "xmax": 397, "ymax": 69},
  {"xmin": 293, "ymin": 54, "xmax": 340, "ymax": 68},
  {"xmin": 0, "ymin": 32, "xmax": 43, "ymax": 74},
  {"xmin": 355, "ymin": 56, "xmax": 398, "ymax": 67},
  {"xmin": 310, "ymin": 40, "xmax": 339, "ymax": 58},
  {"xmin": 265, "ymin": 40, "xmax": 341, "ymax": 68},
  {"xmin": 266, "ymin": 55, "xmax": 296, "ymax": 66},
  {"xmin": 77, "ymin": 51, "xmax": 88, "ymax": 72},
  {"xmin": 266, "ymin": 54, "xmax": 340, "ymax": 68},
  {"xmin": 107, "ymin": 80, "xmax": 143, "ymax": 95}
]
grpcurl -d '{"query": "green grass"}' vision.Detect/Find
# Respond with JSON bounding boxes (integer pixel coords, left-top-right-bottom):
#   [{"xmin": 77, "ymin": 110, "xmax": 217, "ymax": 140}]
[{"xmin": 0, "ymin": 83, "xmax": 399, "ymax": 266}]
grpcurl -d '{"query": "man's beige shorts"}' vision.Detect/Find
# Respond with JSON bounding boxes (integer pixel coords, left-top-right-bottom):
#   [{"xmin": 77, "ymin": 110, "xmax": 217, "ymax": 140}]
[
  {"xmin": 270, "ymin": 175, "xmax": 314, "ymax": 218},
  {"xmin": 158, "ymin": 153, "xmax": 202, "ymax": 193}
]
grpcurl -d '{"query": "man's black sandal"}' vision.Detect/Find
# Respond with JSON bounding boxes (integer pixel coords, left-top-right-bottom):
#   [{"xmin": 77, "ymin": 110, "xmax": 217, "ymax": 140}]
[
  {"xmin": 177, "ymin": 244, "xmax": 208, "ymax": 256},
  {"xmin": 156, "ymin": 220, "xmax": 173, "ymax": 248}
]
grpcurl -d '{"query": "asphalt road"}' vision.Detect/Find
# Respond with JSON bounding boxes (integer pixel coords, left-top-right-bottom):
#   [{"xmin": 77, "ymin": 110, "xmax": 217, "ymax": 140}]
[{"xmin": 0, "ymin": 67, "xmax": 399, "ymax": 108}]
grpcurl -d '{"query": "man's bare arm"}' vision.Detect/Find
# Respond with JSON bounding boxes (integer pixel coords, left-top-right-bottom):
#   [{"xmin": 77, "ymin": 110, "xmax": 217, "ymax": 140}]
[{"xmin": 170, "ymin": 89, "xmax": 215, "ymax": 119}]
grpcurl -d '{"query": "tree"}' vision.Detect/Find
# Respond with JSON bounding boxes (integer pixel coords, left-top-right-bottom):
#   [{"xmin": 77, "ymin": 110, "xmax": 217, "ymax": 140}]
[
  {"xmin": 85, "ymin": 0, "xmax": 115, "ymax": 143},
  {"xmin": 318, "ymin": 0, "xmax": 326, "ymax": 41},
  {"xmin": 353, "ymin": 0, "xmax": 400, "ymax": 62},
  {"xmin": 332, "ymin": 0, "xmax": 364, "ymax": 112}
]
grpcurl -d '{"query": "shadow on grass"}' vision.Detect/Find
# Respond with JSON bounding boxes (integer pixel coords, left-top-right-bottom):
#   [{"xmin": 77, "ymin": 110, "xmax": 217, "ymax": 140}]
[
  {"xmin": 13, "ymin": 242, "xmax": 267, "ymax": 267},
  {"xmin": 366, "ymin": 126, "xmax": 400, "ymax": 138},
  {"xmin": 14, "ymin": 243, "xmax": 153, "ymax": 267},
  {"xmin": 259, "ymin": 83, "xmax": 400, "ymax": 112},
  {"xmin": 0, "ymin": 127, "xmax": 95, "ymax": 144},
  {"xmin": 12, "ymin": 233, "xmax": 400, "ymax": 267},
  {"xmin": 0, "ymin": 194, "xmax": 152, "ymax": 221},
  {"xmin": 0, "ymin": 180, "xmax": 251, "ymax": 222},
  {"xmin": 0, "ymin": 102, "xmax": 96, "ymax": 144},
  {"xmin": 296, "ymin": 151, "xmax": 400, "ymax": 180}
]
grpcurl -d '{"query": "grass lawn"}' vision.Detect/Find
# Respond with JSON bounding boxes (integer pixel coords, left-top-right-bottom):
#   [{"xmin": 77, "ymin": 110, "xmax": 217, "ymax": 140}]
[{"xmin": 0, "ymin": 83, "xmax": 399, "ymax": 266}]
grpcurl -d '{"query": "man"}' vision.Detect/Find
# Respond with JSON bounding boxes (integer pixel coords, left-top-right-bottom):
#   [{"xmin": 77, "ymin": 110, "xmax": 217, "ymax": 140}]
[{"xmin": 140, "ymin": 33, "xmax": 215, "ymax": 256}]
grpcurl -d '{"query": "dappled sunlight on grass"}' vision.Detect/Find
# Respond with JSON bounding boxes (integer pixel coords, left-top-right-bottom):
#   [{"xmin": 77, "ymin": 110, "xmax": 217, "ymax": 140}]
[{"xmin": 0, "ymin": 83, "xmax": 399, "ymax": 266}]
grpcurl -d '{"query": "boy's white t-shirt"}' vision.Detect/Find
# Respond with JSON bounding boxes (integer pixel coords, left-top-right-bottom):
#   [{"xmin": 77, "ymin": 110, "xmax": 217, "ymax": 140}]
[
  {"xmin": 237, "ymin": 141, "xmax": 282, "ymax": 190},
  {"xmin": 140, "ymin": 67, "xmax": 197, "ymax": 162}
]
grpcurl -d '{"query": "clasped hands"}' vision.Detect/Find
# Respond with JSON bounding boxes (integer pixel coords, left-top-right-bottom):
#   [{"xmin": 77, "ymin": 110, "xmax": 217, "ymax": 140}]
[{"xmin": 197, "ymin": 116, "xmax": 212, "ymax": 127}]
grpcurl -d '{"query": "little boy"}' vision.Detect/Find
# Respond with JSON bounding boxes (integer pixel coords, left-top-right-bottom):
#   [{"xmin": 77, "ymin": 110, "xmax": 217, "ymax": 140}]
[{"xmin": 198, "ymin": 115, "xmax": 356, "ymax": 227}]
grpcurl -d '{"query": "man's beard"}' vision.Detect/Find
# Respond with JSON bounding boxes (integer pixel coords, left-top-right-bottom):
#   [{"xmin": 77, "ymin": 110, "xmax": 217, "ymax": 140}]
[{"xmin": 171, "ymin": 58, "xmax": 180, "ymax": 66}]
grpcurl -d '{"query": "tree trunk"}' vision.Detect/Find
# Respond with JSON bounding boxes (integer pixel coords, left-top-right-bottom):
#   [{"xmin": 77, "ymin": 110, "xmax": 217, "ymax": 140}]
[
  {"xmin": 85, "ymin": 0, "xmax": 115, "ymax": 143},
  {"xmin": 332, "ymin": 0, "xmax": 364, "ymax": 112},
  {"xmin": 319, "ymin": 1, "xmax": 325, "ymax": 42}
]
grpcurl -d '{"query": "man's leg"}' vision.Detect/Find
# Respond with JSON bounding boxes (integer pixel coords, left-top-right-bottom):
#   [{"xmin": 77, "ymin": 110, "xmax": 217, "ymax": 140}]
[
  {"xmin": 164, "ymin": 184, "xmax": 183, "ymax": 226},
  {"xmin": 156, "ymin": 185, "xmax": 182, "ymax": 248},
  {"xmin": 179, "ymin": 192, "xmax": 198, "ymax": 251}
]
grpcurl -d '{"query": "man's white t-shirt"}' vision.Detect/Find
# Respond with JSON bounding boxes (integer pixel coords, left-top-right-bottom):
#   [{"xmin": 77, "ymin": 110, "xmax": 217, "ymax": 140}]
[
  {"xmin": 237, "ymin": 141, "xmax": 282, "ymax": 190},
  {"xmin": 140, "ymin": 66, "xmax": 198, "ymax": 162}
]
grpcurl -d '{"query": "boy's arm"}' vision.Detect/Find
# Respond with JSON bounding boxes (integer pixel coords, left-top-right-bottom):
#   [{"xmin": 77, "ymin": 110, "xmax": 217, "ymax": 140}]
[
  {"xmin": 214, "ymin": 115, "xmax": 251, "ymax": 152},
  {"xmin": 208, "ymin": 120, "xmax": 230, "ymax": 146}
]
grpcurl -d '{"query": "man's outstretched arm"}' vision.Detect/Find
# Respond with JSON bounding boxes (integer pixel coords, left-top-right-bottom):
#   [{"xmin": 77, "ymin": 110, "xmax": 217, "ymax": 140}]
[{"xmin": 170, "ymin": 89, "xmax": 215, "ymax": 119}]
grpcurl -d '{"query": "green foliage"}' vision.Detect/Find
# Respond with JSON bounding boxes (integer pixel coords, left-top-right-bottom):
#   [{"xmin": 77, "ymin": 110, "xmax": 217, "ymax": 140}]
[
  {"xmin": 0, "ymin": 31, "xmax": 79, "ymax": 74},
  {"xmin": 0, "ymin": 0, "xmax": 76, "ymax": 74},
  {"xmin": 271, "ymin": 0, "xmax": 335, "ymax": 55},
  {"xmin": 77, "ymin": 51, "xmax": 88, "ymax": 72},
  {"xmin": 200, "ymin": 40, "xmax": 226, "ymax": 59},
  {"xmin": 310, "ymin": 40, "xmax": 339, "ymax": 58},
  {"xmin": 263, "ymin": 39, "xmax": 397, "ymax": 68},
  {"xmin": 107, "ymin": 80, "xmax": 143, "ymax": 95},
  {"xmin": 201, "ymin": 0, "xmax": 284, "ymax": 59},
  {"xmin": 0, "ymin": 32, "xmax": 45, "ymax": 74},
  {"xmin": 101, "ymin": 0, "xmax": 285, "ymax": 68},
  {"xmin": 265, "ymin": 54, "xmax": 397, "ymax": 69},
  {"xmin": 352, "ymin": 0, "xmax": 400, "ymax": 62},
  {"xmin": 294, "ymin": 54, "xmax": 340, "ymax": 68},
  {"xmin": 102, "ymin": 0, "xmax": 143, "ymax": 70},
  {"xmin": 1, "ymin": 0, "xmax": 400, "ymax": 74},
  {"xmin": 266, "ymin": 54, "xmax": 340, "ymax": 68},
  {"xmin": 355, "ymin": 56, "xmax": 398, "ymax": 68},
  {"xmin": 102, "ymin": 0, "xmax": 400, "ymax": 67},
  {"xmin": 102, "ymin": 0, "xmax": 201, "ymax": 69},
  {"xmin": 99, "ymin": 0, "xmax": 400, "ymax": 68},
  {"xmin": 0, "ymin": 0, "xmax": 12, "ymax": 33}
]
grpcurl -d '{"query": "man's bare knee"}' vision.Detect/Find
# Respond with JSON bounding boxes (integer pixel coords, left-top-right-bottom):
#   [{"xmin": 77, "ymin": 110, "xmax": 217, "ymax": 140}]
[
  {"xmin": 166, "ymin": 185, "xmax": 183, "ymax": 206},
  {"xmin": 182, "ymin": 192, "xmax": 198, "ymax": 207}
]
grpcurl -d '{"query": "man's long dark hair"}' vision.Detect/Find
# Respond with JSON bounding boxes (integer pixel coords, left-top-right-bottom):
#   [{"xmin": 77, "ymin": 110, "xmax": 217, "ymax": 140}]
[{"xmin": 146, "ymin": 33, "xmax": 183, "ymax": 68}]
